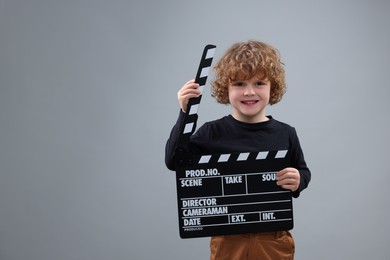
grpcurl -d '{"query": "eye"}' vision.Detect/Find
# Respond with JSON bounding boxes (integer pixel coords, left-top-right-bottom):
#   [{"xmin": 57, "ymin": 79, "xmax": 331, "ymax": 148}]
[
  {"xmin": 255, "ymin": 81, "xmax": 266, "ymax": 86},
  {"xmin": 232, "ymin": 81, "xmax": 245, "ymax": 87}
]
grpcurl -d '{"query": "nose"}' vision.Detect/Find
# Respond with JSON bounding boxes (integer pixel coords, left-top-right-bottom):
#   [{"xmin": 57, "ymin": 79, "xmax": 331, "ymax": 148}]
[{"xmin": 243, "ymin": 84, "xmax": 256, "ymax": 96}]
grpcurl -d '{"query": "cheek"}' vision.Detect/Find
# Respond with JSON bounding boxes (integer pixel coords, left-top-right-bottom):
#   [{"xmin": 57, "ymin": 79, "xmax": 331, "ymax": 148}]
[
  {"xmin": 227, "ymin": 94, "xmax": 233, "ymax": 104},
  {"xmin": 261, "ymin": 88, "xmax": 271, "ymax": 100},
  {"xmin": 226, "ymin": 88, "xmax": 233, "ymax": 103},
  {"xmin": 228, "ymin": 90, "xmax": 238, "ymax": 103}
]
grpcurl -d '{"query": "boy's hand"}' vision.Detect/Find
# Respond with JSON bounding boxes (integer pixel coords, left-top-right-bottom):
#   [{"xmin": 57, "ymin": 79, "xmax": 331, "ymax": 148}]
[
  {"xmin": 177, "ymin": 79, "xmax": 201, "ymax": 112},
  {"xmin": 276, "ymin": 167, "xmax": 300, "ymax": 192}
]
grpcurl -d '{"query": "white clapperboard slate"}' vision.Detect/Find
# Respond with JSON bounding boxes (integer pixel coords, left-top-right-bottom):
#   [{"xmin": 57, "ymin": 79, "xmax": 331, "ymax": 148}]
[{"xmin": 174, "ymin": 45, "xmax": 293, "ymax": 239}]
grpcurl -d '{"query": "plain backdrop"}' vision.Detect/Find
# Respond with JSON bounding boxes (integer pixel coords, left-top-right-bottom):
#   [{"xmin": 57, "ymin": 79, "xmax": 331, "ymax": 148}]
[{"xmin": 1, "ymin": 0, "xmax": 389, "ymax": 259}]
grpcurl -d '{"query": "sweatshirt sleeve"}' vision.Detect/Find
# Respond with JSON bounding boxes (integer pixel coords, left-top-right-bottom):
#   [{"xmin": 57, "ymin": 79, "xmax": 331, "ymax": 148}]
[
  {"xmin": 164, "ymin": 110, "xmax": 186, "ymax": 171},
  {"xmin": 290, "ymin": 128, "xmax": 311, "ymax": 198}
]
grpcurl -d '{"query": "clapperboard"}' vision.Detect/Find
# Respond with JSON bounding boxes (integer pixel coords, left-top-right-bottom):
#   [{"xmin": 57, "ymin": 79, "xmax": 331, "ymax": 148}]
[{"xmin": 174, "ymin": 45, "xmax": 293, "ymax": 239}]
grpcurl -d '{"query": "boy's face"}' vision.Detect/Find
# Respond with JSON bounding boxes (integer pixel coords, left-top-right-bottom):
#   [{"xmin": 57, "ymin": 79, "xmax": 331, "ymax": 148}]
[{"xmin": 228, "ymin": 77, "xmax": 271, "ymax": 123}]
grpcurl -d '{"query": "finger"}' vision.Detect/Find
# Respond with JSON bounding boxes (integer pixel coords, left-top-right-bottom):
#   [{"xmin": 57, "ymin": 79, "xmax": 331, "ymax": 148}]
[
  {"xmin": 276, "ymin": 169, "xmax": 287, "ymax": 178},
  {"xmin": 277, "ymin": 178, "xmax": 298, "ymax": 185},
  {"xmin": 179, "ymin": 83, "xmax": 200, "ymax": 95},
  {"xmin": 280, "ymin": 184, "xmax": 299, "ymax": 192},
  {"xmin": 185, "ymin": 83, "xmax": 200, "ymax": 91},
  {"xmin": 277, "ymin": 168, "xmax": 299, "ymax": 180},
  {"xmin": 178, "ymin": 85, "xmax": 200, "ymax": 95},
  {"xmin": 178, "ymin": 89, "xmax": 201, "ymax": 99},
  {"xmin": 277, "ymin": 180, "xmax": 299, "ymax": 192},
  {"xmin": 276, "ymin": 171, "xmax": 290, "ymax": 181},
  {"xmin": 277, "ymin": 167, "xmax": 294, "ymax": 176},
  {"xmin": 183, "ymin": 79, "xmax": 199, "ymax": 88}
]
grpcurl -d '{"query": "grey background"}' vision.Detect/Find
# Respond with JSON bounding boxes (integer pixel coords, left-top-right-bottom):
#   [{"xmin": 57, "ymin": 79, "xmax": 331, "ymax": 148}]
[{"xmin": 1, "ymin": 0, "xmax": 389, "ymax": 259}]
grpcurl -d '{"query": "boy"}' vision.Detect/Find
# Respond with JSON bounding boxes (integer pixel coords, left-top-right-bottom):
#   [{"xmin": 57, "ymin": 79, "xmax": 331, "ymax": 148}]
[{"xmin": 165, "ymin": 40, "xmax": 311, "ymax": 260}]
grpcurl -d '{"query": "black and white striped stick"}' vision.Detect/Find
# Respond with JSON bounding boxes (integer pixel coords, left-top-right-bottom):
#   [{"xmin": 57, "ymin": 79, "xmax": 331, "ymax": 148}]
[{"xmin": 176, "ymin": 44, "xmax": 216, "ymax": 166}]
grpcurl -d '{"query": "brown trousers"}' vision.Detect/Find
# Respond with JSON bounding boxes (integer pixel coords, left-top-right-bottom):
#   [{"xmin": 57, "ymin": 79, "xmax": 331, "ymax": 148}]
[{"xmin": 210, "ymin": 231, "xmax": 295, "ymax": 260}]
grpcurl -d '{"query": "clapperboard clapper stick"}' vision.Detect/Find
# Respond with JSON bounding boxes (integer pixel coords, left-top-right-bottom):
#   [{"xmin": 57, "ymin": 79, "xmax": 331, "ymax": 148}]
[{"xmin": 174, "ymin": 45, "xmax": 294, "ymax": 239}]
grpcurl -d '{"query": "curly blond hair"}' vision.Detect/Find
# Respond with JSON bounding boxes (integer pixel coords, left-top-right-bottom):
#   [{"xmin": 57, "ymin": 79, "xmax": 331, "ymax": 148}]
[{"xmin": 211, "ymin": 40, "xmax": 286, "ymax": 105}]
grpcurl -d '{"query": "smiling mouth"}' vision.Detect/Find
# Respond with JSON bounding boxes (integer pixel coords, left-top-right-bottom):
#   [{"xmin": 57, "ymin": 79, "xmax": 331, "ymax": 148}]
[{"xmin": 241, "ymin": 100, "xmax": 258, "ymax": 104}]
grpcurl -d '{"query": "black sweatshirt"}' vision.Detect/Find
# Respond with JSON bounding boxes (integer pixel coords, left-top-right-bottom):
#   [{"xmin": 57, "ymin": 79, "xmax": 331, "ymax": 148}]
[{"xmin": 165, "ymin": 111, "xmax": 311, "ymax": 198}]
